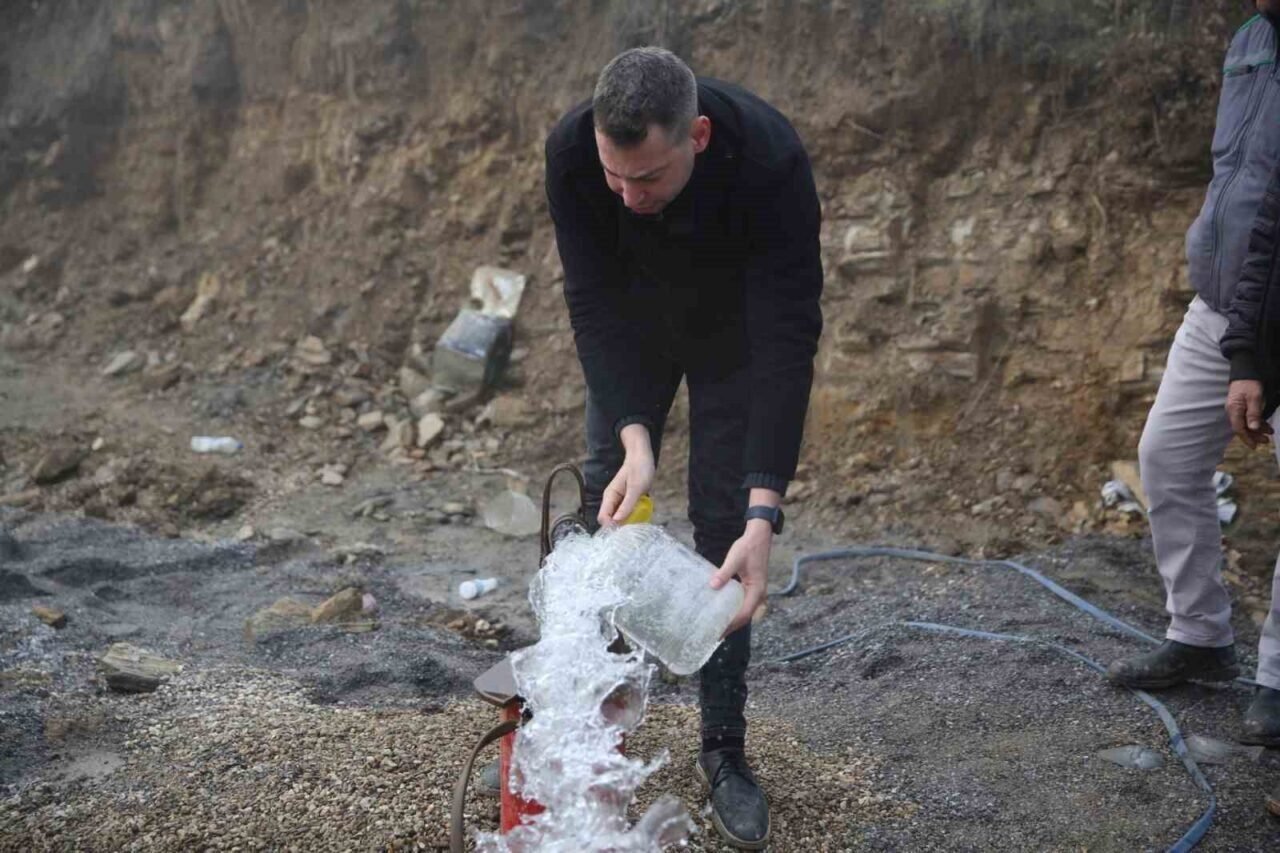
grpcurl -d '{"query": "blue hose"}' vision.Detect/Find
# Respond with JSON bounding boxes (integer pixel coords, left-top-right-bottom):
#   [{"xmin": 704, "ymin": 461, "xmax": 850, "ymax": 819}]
[{"xmin": 767, "ymin": 546, "xmax": 1237, "ymax": 852}]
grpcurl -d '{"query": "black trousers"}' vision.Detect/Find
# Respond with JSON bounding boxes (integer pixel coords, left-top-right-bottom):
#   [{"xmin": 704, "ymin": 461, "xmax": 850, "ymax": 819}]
[{"xmin": 583, "ymin": 362, "xmax": 752, "ymax": 741}]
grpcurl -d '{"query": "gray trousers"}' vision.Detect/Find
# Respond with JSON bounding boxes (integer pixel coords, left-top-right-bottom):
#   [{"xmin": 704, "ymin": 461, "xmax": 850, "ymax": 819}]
[{"xmin": 1140, "ymin": 296, "xmax": 1280, "ymax": 689}]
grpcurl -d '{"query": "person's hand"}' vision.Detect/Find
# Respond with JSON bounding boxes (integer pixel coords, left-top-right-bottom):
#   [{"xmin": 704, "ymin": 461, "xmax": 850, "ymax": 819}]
[
  {"xmin": 711, "ymin": 519, "xmax": 772, "ymax": 636},
  {"xmin": 598, "ymin": 424, "xmax": 656, "ymax": 526},
  {"xmin": 1226, "ymin": 379, "xmax": 1273, "ymax": 449}
]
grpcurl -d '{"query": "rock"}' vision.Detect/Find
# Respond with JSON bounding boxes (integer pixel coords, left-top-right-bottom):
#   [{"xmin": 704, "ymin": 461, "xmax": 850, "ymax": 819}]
[
  {"xmin": 180, "ymin": 272, "xmax": 221, "ymax": 333},
  {"xmin": 96, "ymin": 643, "xmax": 182, "ymax": 693},
  {"xmin": 235, "ymin": 525, "xmax": 256, "ymax": 541},
  {"xmin": 417, "ymin": 413, "xmax": 445, "ymax": 448},
  {"xmin": 244, "ymin": 598, "xmax": 313, "ymax": 642},
  {"xmin": 320, "ymin": 466, "xmax": 345, "ymax": 486},
  {"xmin": 357, "ymin": 410, "xmax": 386, "ymax": 431},
  {"xmin": 0, "ymin": 488, "xmax": 40, "ymax": 508},
  {"xmin": 311, "ymin": 588, "xmax": 364, "ymax": 624},
  {"xmin": 1028, "ymin": 496, "xmax": 1064, "ymax": 518},
  {"xmin": 31, "ymin": 605, "xmax": 66, "ymax": 629},
  {"xmin": 102, "ymin": 351, "xmax": 143, "ymax": 377},
  {"xmin": 31, "ymin": 443, "xmax": 87, "ymax": 484},
  {"xmin": 332, "ymin": 380, "xmax": 371, "ymax": 408},
  {"xmin": 410, "ymin": 389, "xmax": 447, "ymax": 419},
  {"xmin": 380, "ymin": 418, "xmax": 415, "ymax": 452},
  {"xmin": 298, "ymin": 415, "xmax": 324, "ymax": 430},
  {"xmin": 267, "ymin": 528, "xmax": 305, "ymax": 543},
  {"xmin": 399, "ymin": 366, "xmax": 431, "ymax": 401},
  {"xmin": 442, "ymin": 501, "xmax": 469, "ymax": 516},
  {"xmin": 478, "ymin": 395, "xmax": 536, "ymax": 428},
  {"xmin": 294, "ymin": 335, "xmax": 332, "ymax": 367}
]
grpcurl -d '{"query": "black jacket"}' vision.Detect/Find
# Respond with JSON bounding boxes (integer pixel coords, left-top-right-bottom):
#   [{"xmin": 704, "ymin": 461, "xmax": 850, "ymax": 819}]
[
  {"xmin": 1221, "ymin": 163, "xmax": 1280, "ymax": 420},
  {"xmin": 544, "ymin": 77, "xmax": 824, "ymax": 489}
]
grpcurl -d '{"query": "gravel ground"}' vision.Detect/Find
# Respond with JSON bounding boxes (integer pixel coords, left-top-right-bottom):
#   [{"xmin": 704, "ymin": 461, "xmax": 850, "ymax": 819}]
[{"xmin": 4, "ymin": 513, "xmax": 1280, "ymax": 850}]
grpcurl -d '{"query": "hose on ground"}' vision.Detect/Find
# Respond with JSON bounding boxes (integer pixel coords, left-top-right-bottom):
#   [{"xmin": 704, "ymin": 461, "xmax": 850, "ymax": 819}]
[{"xmin": 765, "ymin": 545, "xmax": 1246, "ymax": 852}]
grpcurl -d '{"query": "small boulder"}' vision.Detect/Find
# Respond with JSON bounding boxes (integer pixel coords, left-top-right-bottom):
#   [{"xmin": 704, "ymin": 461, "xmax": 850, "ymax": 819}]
[
  {"xmin": 31, "ymin": 443, "xmax": 87, "ymax": 484},
  {"xmin": 97, "ymin": 643, "xmax": 182, "ymax": 693},
  {"xmin": 32, "ymin": 605, "xmax": 66, "ymax": 629},
  {"xmin": 417, "ymin": 413, "xmax": 445, "ymax": 448},
  {"xmin": 311, "ymin": 588, "xmax": 364, "ymax": 624},
  {"xmin": 244, "ymin": 598, "xmax": 312, "ymax": 642},
  {"xmin": 102, "ymin": 351, "xmax": 143, "ymax": 377}
]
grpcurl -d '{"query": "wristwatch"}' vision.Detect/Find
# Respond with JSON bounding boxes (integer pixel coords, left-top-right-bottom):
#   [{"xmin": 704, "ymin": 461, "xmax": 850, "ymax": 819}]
[{"xmin": 744, "ymin": 505, "xmax": 784, "ymax": 535}]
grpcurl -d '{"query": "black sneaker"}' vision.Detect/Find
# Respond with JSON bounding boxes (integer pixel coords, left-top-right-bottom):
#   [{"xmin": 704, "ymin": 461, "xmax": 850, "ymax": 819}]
[
  {"xmin": 1241, "ymin": 686, "xmax": 1280, "ymax": 747},
  {"xmin": 1105, "ymin": 640, "xmax": 1239, "ymax": 689},
  {"xmin": 696, "ymin": 748, "xmax": 770, "ymax": 850}
]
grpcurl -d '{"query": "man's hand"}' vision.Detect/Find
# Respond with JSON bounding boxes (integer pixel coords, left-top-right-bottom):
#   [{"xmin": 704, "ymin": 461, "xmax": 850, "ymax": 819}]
[
  {"xmin": 598, "ymin": 424, "xmax": 656, "ymax": 526},
  {"xmin": 1226, "ymin": 379, "xmax": 1273, "ymax": 449},
  {"xmin": 711, "ymin": 520, "xmax": 773, "ymax": 636}
]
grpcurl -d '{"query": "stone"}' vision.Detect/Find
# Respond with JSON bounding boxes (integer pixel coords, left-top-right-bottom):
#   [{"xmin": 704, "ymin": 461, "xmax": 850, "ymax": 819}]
[
  {"xmin": 180, "ymin": 272, "xmax": 221, "ymax": 333},
  {"xmin": 380, "ymin": 418, "xmax": 415, "ymax": 452},
  {"xmin": 1028, "ymin": 496, "xmax": 1064, "ymax": 518},
  {"xmin": 96, "ymin": 643, "xmax": 182, "ymax": 693},
  {"xmin": 294, "ymin": 335, "xmax": 332, "ymax": 367},
  {"xmin": 0, "ymin": 488, "xmax": 41, "ymax": 507},
  {"xmin": 244, "ymin": 598, "xmax": 313, "ymax": 642},
  {"xmin": 410, "ymin": 389, "xmax": 447, "ymax": 419},
  {"xmin": 32, "ymin": 605, "xmax": 66, "ymax": 629},
  {"xmin": 320, "ymin": 467, "xmax": 345, "ymax": 486},
  {"xmin": 31, "ymin": 443, "xmax": 86, "ymax": 484},
  {"xmin": 267, "ymin": 528, "xmax": 305, "ymax": 543},
  {"xmin": 357, "ymin": 410, "xmax": 386, "ymax": 431},
  {"xmin": 235, "ymin": 525, "xmax": 255, "ymax": 541},
  {"xmin": 478, "ymin": 395, "xmax": 536, "ymax": 428},
  {"xmin": 298, "ymin": 415, "xmax": 324, "ymax": 430},
  {"xmin": 398, "ymin": 366, "xmax": 431, "ymax": 401},
  {"xmin": 311, "ymin": 588, "xmax": 364, "ymax": 624},
  {"xmin": 332, "ymin": 380, "xmax": 371, "ymax": 408},
  {"xmin": 417, "ymin": 413, "xmax": 445, "ymax": 448},
  {"xmin": 481, "ymin": 490, "xmax": 540, "ymax": 537},
  {"xmin": 102, "ymin": 351, "xmax": 143, "ymax": 377},
  {"xmin": 140, "ymin": 363, "xmax": 183, "ymax": 392}
]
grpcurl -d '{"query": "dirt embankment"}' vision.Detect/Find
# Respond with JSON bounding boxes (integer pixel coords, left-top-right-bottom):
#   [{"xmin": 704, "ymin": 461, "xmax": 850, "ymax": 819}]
[{"xmin": 3, "ymin": 1, "xmax": 1271, "ymax": 560}]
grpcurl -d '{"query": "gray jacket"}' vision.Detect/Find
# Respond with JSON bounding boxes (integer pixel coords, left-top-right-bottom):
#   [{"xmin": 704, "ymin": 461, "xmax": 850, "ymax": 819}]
[{"xmin": 1187, "ymin": 14, "xmax": 1280, "ymax": 312}]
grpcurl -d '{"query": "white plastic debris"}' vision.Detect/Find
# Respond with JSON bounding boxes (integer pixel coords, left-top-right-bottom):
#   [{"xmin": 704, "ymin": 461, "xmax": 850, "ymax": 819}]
[
  {"xmin": 1213, "ymin": 470, "xmax": 1234, "ymax": 496},
  {"xmin": 1101, "ymin": 480, "xmax": 1135, "ymax": 508},
  {"xmin": 470, "ymin": 265, "xmax": 527, "ymax": 318},
  {"xmin": 1217, "ymin": 497, "xmax": 1238, "ymax": 526},
  {"xmin": 1097, "ymin": 745, "xmax": 1164, "ymax": 770},
  {"xmin": 459, "ymin": 577, "xmax": 499, "ymax": 600},
  {"xmin": 482, "ymin": 490, "xmax": 540, "ymax": 537},
  {"xmin": 190, "ymin": 436, "xmax": 243, "ymax": 454},
  {"xmin": 1185, "ymin": 733, "xmax": 1263, "ymax": 765}
]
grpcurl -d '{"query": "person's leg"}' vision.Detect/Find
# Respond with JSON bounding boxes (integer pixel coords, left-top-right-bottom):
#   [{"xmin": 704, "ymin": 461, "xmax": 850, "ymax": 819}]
[
  {"xmin": 1241, "ymin": 432, "xmax": 1280, "ymax": 746},
  {"xmin": 686, "ymin": 366, "xmax": 768, "ymax": 849},
  {"xmin": 582, "ymin": 363, "xmax": 683, "ymax": 530},
  {"xmin": 686, "ymin": 366, "xmax": 752, "ymax": 741},
  {"xmin": 1109, "ymin": 297, "xmax": 1240, "ymax": 687}
]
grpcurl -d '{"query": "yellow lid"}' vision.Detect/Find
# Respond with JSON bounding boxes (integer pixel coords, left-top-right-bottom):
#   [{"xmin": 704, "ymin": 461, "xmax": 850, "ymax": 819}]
[{"xmin": 623, "ymin": 494, "xmax": 653, "ymax": 525}]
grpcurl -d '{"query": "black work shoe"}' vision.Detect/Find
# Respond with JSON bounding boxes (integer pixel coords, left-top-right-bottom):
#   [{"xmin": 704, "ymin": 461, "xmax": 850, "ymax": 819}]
[
  {"xmin": 696, "ymin": 748, "xmax": 770, "ymax": 850},
  {"xmin": 1241, "ymin": 686, "xmax": 1280, "ymax": 747},
  {"xmin": 477, "ymin": 757, "xmax": 501, "ymax": 797},
  {"xmin": 1106, "ymin": 640, "xmax": 1239, "ymax": 689}
]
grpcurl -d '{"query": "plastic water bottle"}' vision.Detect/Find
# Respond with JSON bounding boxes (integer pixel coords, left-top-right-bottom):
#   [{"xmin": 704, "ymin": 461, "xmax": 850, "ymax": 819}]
[
  {"xmin": 190, "ymin": 436, "xmax": 243, "ymax": 454},
  {"xmin": 459, "ymin": 577, "xmax": 499, "ymax": 600},
  {"xmin": 599, "ymin": 524, "xmax": 743, "ymax": 675}
]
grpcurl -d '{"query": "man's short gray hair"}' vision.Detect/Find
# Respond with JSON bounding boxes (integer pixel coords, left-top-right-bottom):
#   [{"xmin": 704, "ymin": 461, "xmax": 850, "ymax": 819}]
[{"xmin": 592, "ymin": 47, "xmax": 697, "ymax": 147}]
